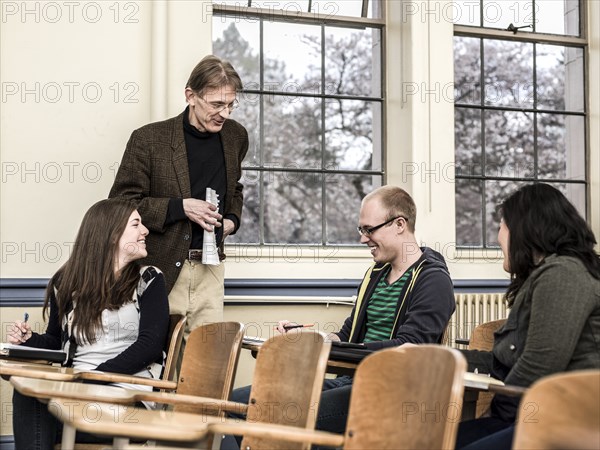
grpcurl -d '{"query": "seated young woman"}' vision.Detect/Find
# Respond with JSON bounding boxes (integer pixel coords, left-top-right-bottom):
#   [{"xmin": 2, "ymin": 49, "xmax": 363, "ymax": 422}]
[
  {"xmin": 455, "ymin": 183, "xmax": 600, "ymax": 450},
  {"xmin": 7, "ymin": 198, "xmax": 170, "ymax": 450}
]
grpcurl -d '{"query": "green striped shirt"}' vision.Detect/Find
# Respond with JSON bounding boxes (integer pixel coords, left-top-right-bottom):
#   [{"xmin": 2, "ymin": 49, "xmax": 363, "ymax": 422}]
[{"xmin": 363, "ymin": 267, "xmax": 412, "ymax": 343}]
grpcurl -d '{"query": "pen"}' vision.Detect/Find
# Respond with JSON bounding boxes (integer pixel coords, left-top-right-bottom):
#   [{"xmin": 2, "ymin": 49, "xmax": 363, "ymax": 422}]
[
  {"xmin": 283, "ymin": 323, "xmax": 314, "ymax": 330},
  {"xmin": 22, "ymin": 312, "xmax": 29, "ymax": 336}
]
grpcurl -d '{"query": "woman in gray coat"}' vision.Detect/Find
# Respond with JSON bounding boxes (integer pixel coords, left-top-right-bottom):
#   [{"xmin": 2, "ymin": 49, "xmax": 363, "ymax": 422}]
[{"xmin": 455, "ymin": 183, "xmax": 600, "ymax": 450}]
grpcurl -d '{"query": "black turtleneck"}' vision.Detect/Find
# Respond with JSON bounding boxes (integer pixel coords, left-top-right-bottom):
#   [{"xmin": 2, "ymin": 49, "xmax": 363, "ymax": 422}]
[{"xmin": 166, "ymin": 107, "xmax": 232, "ymax": 248}]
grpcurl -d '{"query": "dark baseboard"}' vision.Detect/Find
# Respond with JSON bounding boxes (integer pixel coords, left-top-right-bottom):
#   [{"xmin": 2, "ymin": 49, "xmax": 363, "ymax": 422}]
[
  {"xmin": 1, "ymin": 278, "xmax": 508, "ymax": 307},
  {"xmin": 0, "ymin": 436, "xmax": 14, "ymax": 450}
]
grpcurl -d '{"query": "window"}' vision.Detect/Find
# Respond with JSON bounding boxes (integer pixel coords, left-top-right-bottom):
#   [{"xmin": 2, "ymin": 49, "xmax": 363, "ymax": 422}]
[
  {"xmin": 453, "ymin": 0, "xmax": 587, "ymax": 247},
  {"xmin": 212, "ymin": 1, "xmax": 384, "ymax": 245}
]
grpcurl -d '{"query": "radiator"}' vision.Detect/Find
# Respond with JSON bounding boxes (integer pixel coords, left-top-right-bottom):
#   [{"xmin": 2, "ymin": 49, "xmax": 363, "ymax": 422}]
[{"xmin": 448, "ymin": 293, "xmax": 509, "ymax": 348}]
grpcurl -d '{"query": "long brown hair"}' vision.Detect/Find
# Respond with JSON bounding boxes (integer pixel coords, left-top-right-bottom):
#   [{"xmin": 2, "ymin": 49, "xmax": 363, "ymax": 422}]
[{"xmin": 43, "ymin": 199, "xmax": 142, "ymax": 344}]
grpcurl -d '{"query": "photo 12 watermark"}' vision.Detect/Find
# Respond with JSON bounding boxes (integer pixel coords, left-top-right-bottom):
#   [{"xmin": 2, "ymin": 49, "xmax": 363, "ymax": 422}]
[
  {"xmin": 2, "ymin": 82, "xmax": 139, "ymax": 104},
  {"xmin": 1, "ymin": 1, "xmax": 141, "ymax": 24}
]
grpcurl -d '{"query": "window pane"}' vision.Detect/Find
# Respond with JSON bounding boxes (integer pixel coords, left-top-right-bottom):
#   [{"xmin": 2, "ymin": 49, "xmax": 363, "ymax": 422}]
[
  {"xmin": 316, "ymin": 0, "xmax": 362, "ymax": 17},
  {"xmin": 236, "ymin": 93, "xmax": 261, "ymax": 167},
  {"xmin": 485, "ymin": 180, "xmax": 527, "ymax": 246},
  {"xmin": 536, "ymin": 0, "xmax": 579, "ymax": 36},
  {"xmin": 551, "ymin": 182, "xmax": 586, "ymax": 217},
  {"xmin": 453, "ymin": 0, "xmax": 481, "ymax": 26},
  {"xmin": 450, "ymin": 0, "xmax": 580, "ymax": 35},
  {"xmin": 484, "ymin": 40, "xmax": 534, "ymax": 108},
  {"xmin": 455, "ymin": 179, "xmax": 483, "ymax": 246},
  {"xmin": 326, "ymin": 174, "xmax": 381, "ymax": 244},
  {"xmin": 485, "ymin": 110, "xmax": 535, "ymax": 178},
  {"xmin": 454, "ymin": 6, "xmax": 587, "ymax": 249},
  {"xmin": 263, "ymin": 172, "xmax": 322, "ymax": 244},
  {"xmin": 325, "ymin": 27, "xmax": 381, "ymax": 97},
  {"xmin": 538, "ymin": 113, "xmax": 585, "ymax": 180},
  {"xmin": 482, "ymin": 0, "xmax": 533, "ymax": 30},
  {"xmin": 454, "ymin": 36, "xmax": 481, "ymax": 105},
  {"xmin": 213, "ymin": 20, "xmax": 260, "ymax": 89},
  {"xmin": 263, "ymin": 95, "xmax": 322, "ymax": 168},
  {"xmin": 213, "ymin": 10, "xmax": 384, "ymax": 246},
  {"xmin": 455, "ymin": 107, "xmax": 483, "ymax": 176},
  {"xmin": 536, "ymin": 44, "xmax": 584, "ymax": 112},
  {"xmin": 214, "ymin": 0, "xmax": 383, "ymax": 19},
  {"xmin": 228, "ymin": 170, "xmax": 260, "ymax": 244},
  {"xmin": 264, "ymin": 22, "xmax": 321, "ymax": 94},
  {"xmin": 325, "ymin": 99, "xmax": 378, "ymax": 171}
]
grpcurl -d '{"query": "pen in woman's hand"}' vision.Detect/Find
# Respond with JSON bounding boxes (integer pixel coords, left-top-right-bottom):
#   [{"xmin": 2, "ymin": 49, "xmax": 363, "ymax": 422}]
[{"xmin": 21, "ymin": 312, "xmax": 30, "ymax": 338}]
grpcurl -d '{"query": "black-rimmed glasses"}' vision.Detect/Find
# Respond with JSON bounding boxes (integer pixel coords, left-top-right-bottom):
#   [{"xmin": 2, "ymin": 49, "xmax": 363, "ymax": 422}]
[{"xmin": 357, "ymin": 216, "xmax": 406, "ymax": 237}]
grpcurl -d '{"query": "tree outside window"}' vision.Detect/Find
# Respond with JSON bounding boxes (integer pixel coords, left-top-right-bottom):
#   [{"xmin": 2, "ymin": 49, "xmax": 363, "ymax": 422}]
[
  {"xmin": 212, "ymin": 2, "xmax": 384, "ymax": 245},
  {"xmin": 453, "ymin": 0, "xmax": 586, "ymax": 247}
]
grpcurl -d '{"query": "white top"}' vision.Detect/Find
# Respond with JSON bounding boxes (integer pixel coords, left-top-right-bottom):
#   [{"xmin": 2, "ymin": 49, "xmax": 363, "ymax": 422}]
[{"xmin": 72, "ymin": 301, "xmax": 156, "ymax": 399}]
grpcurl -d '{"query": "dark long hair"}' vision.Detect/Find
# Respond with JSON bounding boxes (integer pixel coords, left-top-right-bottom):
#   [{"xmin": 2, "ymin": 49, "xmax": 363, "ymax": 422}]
[
  {"xmin": 501, "ymin": 183, "xmax": 600, "ymax": 305},
  {"xmin": 43, "ymin": 199, "xmax": 142, "ymax": 344}
]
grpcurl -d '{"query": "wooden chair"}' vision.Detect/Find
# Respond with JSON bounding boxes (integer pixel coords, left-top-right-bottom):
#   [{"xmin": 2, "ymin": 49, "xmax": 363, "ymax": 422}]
[
  {"xmin": 468, "ymin": 318, "xmax": 506, "ymax": 418},
  {"xmin": 209, "ymin": 345, "xmax": 467, "ymax": 450},
  {"xmin": 49, "ymin": 330, "xmax": 331, "ymax": 449},
  {"xmin": 76, "ymin": 321, "xmax": 245, "ymax": 414},
  {"xmin": 47, "ymin": 321, "xmax": 242, "ymax": 449},
  {"xmin": 162, "ymin": 314, "xmax": 187, "ymax": 383},
  {"xmin": 6, "ymin": 314, "xmax": 182, "ymax": 450},
  {"xmin": 468, "ymin": 318, "xmax": 506, "ymax": 352},
  {"xmin": 513, "ymin": 370, "xmax": 600, "ymax": 450}
]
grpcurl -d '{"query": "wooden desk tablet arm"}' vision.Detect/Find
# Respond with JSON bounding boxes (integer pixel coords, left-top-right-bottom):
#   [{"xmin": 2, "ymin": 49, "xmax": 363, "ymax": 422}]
[
  {"xmin": 48, "ymin": 398, "xmax": 214, "ymax": 446},
  {"xmin": 127, "ymin": 390, "xmax": 249, "ymax": 416},
  {"xmin": 209, "ymin": 421, "xmax": 346, "ymax": 449},
  {"xmin": 77, "ymin": 371, "xmax": 177, "ymax": 390}
]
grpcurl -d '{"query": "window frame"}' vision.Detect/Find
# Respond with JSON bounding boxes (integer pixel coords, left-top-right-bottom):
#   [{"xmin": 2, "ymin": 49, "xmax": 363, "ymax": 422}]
[
  {"xmin": 212, "ymin": 1, "xmax": 387, "ymax": 247},
  {"xmin": 453, "ymin": 0, "xmax": 589, "ymax": 249}
]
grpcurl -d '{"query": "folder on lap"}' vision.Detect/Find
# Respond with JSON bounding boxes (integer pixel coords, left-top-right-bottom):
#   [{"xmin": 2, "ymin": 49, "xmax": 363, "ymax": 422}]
[
  {"xmin": 329, "ymin": 341, "xmax": 373, "ymax": 363},
  {"xmin": 0, "ymin": 343, "xmax": 66, "ymax": 363}
]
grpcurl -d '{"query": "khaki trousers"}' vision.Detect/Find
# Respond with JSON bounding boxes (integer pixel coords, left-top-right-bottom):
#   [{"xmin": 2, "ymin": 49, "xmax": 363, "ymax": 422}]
[{"xmin": 169, "ymin": 259, "xmax": 225, "ymax": 341}]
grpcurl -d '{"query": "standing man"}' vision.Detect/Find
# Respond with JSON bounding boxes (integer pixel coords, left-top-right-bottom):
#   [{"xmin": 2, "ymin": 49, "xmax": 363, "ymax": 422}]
[
  {"xmin": 227, "ymin": 185, "xmax": 455, "ymax": 444},
  {"xmin": 109, "ymin": 55, "xmax": 248, "ymax": 338}
]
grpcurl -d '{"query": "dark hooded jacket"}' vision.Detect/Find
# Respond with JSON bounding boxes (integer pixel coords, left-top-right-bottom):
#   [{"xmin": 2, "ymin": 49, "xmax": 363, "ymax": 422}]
[{"xmin": 336, "ymin": 247, "xmax": 455, "ymax": 350}]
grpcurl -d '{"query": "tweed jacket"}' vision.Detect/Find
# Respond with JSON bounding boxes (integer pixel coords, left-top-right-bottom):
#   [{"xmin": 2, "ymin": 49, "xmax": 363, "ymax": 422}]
[{"xmin": 109, "ymin": 112, "xmax": 249, "ymax": 292}]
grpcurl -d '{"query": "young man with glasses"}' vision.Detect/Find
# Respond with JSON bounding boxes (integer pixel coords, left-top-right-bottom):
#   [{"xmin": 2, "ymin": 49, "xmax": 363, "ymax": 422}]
[
  {"xmin": 225, "ymin": 185, "xmax": 455, "ymax": 446},
  {"xmin": 109, "ymin": 55, "xmax": 248, "ymax": 344}
]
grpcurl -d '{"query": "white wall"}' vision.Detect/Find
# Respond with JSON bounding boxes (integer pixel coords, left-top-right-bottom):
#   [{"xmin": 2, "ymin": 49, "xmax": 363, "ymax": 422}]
[{"xmin": 0, "ymin": 0, "xmax": 212, "ymax": 279}]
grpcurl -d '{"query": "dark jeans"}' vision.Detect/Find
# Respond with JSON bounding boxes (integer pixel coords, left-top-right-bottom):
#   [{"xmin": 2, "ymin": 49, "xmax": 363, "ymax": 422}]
[
  {"xmin": 13, "ymin": 390, "xmax": 114, "ymax": 450},
  {"xmin": 222, "ymin": 376, "xmax": 353, "ymax": 450},
  {"xmin": 455, "ymin": 417, "xmax": 515, "ymax": 450}
]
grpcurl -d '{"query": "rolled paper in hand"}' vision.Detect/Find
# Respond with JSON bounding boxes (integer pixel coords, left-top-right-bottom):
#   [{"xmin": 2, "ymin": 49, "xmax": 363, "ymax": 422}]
[{"xmin": 202, "ymin": 188, "xmax": 220, "ymax": 265}]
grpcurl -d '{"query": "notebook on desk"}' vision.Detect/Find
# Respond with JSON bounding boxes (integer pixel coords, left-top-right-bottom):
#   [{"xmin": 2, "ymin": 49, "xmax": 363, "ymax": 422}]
[
  {"xmin": 329, "ymin": 341, "xmax": 373, "ymax": 364},
  {"xmin": 0, "ymin": 343, "xmax": 66, "ymax": 363}
]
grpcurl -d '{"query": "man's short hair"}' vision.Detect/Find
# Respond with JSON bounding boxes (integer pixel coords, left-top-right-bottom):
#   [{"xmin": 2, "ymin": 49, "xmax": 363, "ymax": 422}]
[
  {"xmin": 186, "ymin": 55, "xmax": 243, "ymax": 94},
  {"xmin": 364, "ymin": 185, "xmax": 417, "ymax": 233}
]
